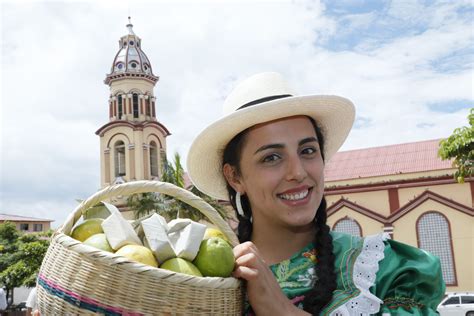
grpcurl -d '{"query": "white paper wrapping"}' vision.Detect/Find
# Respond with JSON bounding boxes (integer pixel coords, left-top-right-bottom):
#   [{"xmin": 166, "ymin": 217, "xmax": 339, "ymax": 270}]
[
  {"xmin": 167, "ymin": 218, "xmax": 206, "ymax": 261},
  {"xmin": 142, "ymin": 214, "xmax": 175, "ymax": 264},
  {"xmin": 101, "ymin": 202, "xmax": 142, "ymax": 250}
]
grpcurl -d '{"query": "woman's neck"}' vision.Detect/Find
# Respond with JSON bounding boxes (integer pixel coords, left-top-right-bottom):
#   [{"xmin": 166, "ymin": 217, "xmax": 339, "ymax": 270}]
[{"xmin": 251, "ymin": 219, "xmax": 315, "ymax": 266}]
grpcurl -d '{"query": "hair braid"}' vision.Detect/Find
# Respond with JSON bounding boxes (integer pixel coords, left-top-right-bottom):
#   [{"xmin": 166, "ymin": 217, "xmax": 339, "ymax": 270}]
[
  {"xmin": 302, "ymin": 197, "xmax": 337, "ymax": 314},
  {"xmin": 228, "ymin": 185, "xmax": 253, "ymax": 242}
]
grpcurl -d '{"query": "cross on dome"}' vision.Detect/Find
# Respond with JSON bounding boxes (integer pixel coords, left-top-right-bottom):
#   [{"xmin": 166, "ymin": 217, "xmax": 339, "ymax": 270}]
[{"xmin": 126, "ymin": 16, "xmax": 135, "ymax": 35}]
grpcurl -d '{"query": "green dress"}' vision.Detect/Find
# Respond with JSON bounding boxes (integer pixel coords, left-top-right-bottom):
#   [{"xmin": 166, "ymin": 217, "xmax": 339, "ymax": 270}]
[{"xmin": 245, "ymin": 232, "xmax": 445, "ymax": 315}]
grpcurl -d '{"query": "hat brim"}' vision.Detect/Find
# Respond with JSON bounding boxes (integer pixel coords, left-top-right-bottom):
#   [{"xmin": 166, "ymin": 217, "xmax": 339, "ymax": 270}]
[{"xmin": 187, "ymin": 95, "xmax": 355, "ymax": 201}]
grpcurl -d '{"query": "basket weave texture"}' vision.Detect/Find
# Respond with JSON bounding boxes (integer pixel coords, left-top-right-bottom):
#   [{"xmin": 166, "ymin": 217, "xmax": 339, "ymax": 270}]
[{"xmin": 37, "ymin": 180, "xmax": 243, "ymax": 315}]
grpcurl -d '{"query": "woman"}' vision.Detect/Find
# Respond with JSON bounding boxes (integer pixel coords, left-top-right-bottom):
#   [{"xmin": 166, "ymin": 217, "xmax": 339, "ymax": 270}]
[{"xmin": 187, "ymin": 72, "xmax": 445, "ymax": 315}]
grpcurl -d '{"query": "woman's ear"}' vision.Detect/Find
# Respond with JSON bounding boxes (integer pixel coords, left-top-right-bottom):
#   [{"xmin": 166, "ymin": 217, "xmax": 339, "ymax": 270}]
[{"xmin": 223, "ymin": 163, "xmax": 244, "ymax": 193}]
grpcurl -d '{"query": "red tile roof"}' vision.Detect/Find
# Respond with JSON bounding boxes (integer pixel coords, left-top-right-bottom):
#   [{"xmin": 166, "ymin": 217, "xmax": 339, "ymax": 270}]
[
  {"xmin": 324, "ymin": 139, "xmax": 453, "ymax": 182},
  {"xmin": 0, "ymin": 213, "xmax": 54, "ymax": 222}
]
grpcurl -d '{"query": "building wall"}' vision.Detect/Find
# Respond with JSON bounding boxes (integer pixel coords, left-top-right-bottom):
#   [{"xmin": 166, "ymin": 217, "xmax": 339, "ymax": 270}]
[
  {"xmin": 326, "ymin": 207, "xmax": 385, "ymax": 236},
  {"xmin": 0, "ymin": 220, "xmax": 51, "ymax": 233},
  {"xmin": 110, "ymin": 79, "xmax": 155, "ymax": 96},
  {"xmin": 99, "ymin": 125, "xmax": 167, "ymax": 187},
  {"xmin": 326, "ymin": 190, "xmax": 391, "ymax": 217},
  {"xmin": 398, "ymin": 182, "xmax": 472, "ymax": 208},
  {"xmin": 325, "ymin": 172, "xmax": 473, "ymax": 292}
]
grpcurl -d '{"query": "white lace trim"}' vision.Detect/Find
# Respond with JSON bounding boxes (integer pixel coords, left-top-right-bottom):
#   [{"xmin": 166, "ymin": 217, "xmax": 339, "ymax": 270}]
[{"xmin": 330, "ymin": 233, "xmax": 390, "ymax": 316}]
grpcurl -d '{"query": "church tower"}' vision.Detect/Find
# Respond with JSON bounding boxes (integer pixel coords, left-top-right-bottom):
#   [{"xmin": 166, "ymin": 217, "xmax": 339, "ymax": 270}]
[{"xmin": 96, "ymin": 19, "xmax": 170, "ymax": 189}]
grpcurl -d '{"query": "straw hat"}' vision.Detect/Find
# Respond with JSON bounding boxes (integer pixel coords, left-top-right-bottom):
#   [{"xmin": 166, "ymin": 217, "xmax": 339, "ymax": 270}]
[{"xmin": 187, "ymin": 72, "xmax": 355, "ymax": 201}]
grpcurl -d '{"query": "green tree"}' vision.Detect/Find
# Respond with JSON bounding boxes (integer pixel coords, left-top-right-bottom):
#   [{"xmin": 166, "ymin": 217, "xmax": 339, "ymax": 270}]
[
  {"xmin": 128, "ymin": 152, "xmax": 229, "ymax": 222},
  {"xmin": 438, "ymin": 108, "xmax": 474, "ymax": 183},
  {"xmin": 0, "ymin": 222, "xmax": 52, "ymax": 308}
]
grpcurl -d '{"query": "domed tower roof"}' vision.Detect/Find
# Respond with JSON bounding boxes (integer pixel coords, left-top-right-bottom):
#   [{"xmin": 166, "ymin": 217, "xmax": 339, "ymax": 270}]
[{"xmin": 104, "ymin": 18, "xmax": 159, "ymax": 85}]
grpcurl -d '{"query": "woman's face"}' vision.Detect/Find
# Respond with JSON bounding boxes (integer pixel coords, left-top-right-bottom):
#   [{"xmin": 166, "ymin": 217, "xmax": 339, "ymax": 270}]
[{"xmin": 225, "ymin": 116, "xmax": 325, "ymax": 230}]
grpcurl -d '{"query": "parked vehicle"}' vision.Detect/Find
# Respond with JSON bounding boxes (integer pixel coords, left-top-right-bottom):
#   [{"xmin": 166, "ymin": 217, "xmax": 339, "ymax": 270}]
[{"xmin": 437, "ymin": 292, "xmax": 474, "ymax": 316}]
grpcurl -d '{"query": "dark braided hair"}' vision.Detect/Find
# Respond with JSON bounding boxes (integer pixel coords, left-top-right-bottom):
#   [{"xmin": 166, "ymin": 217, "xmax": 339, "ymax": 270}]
[{"xmin": 222, "ymin": 117, "xmax": 337, "ymax": 315}]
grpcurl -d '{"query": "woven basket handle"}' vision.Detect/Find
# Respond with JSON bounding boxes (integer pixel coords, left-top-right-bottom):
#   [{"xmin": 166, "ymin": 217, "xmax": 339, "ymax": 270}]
[{"xmin": 59, "ymin": 180, "xmax": 239, "ymax": 247}]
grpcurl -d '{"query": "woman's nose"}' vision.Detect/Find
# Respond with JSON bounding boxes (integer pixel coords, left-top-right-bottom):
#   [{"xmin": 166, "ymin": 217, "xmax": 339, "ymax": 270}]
[{"xmin": 285, "ymin": 156, "xmax": 307, "ymax": 182}]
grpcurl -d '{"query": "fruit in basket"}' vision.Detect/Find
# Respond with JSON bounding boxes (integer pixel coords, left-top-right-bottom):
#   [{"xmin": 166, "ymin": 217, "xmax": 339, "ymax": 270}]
[
  {"xmin": 193, "ymin": 237, "xmax": 235, "ymax": 277},
  {"xmin": 115, "ymin": 244, "xmax": 158, "ymax": 267},
  {"xmin": 160, "ymin": 258, "xmax": 203, "ymax": 277},
  {"xmin": 71, "ymin": 218, "xmax": 104, "ymax": 242},
  {"xmin": 83, "ymin": 233, "xmax": 114, "ymax": 252},
  {"xmin": 203, "ymin": 228, "xmax": 229, "ymax": 243}
]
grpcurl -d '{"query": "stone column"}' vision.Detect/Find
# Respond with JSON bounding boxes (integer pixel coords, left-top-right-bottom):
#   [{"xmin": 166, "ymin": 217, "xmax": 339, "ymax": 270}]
[
  {"xmin": 127, "ymin": 93, "xmax": 133, "ymax": 117},
  {"xmin": 388, "ymin": 188, "xmax": 400, "ymax": 213},
  {"xmin": 151, "ymin": 97, "xmax": 156, "ymax": 118},
  {"xmin": 143, "ymin": 144, "xmax": 149, "ymax": 180},
  {"xmin": 104, "ymin": 148, "xmax": 111, "ymax": 185},
  {"xmin": 112, "ymin": 96, "xmax": 117, "ymax": 119},
  {"xmin": 139, "ymin": 95, "xmax": 144, "ymax": 116},
  {"xmin": 128, "ymin": 143, "xmax": 136, "ymax": 180},
  {"xmin": 144, "ymin": 95, "xmax": 150, "ymax": 116}
]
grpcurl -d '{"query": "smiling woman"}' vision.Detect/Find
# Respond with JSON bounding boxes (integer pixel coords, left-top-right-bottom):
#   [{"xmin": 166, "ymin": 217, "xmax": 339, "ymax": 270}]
[
  {"xmin": 187, "ymin": 72, "xmax": 446, "ymax": 315},
  {"xmin": 223, "ymin": 116, "xmax": 325, "ymax": 234}
]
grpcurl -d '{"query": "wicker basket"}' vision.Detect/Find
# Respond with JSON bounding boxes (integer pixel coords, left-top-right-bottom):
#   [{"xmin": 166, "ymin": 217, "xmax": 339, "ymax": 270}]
[{"xmin": 37, "ymin": 180, "xmax": 243, "ymax": 315}]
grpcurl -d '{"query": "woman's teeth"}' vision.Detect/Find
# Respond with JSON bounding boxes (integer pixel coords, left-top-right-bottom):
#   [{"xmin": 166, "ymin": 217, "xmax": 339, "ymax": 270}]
[{"xmin": 279, "ymin": 189, "xmax": 309, "ymax": 201}]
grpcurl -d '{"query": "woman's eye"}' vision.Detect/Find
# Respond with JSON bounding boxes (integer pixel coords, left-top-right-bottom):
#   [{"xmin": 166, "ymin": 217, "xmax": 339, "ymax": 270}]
[
  {"xmin": 262, "ymin": 154, "xmax": 280, "ymax": 163},
  {"xmin": 301, "ymin": 147, "xmax": 316, "ymax": 155}
]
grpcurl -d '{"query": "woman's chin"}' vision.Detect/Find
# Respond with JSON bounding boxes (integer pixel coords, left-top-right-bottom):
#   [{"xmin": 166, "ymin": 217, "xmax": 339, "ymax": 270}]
[{"xmin": 284, "ymin": 215, "xmax": 316, "ymax": 231}]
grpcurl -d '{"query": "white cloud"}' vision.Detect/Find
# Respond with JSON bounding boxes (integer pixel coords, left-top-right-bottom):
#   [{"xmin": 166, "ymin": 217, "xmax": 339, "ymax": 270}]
[{"xmin": 1, "ymin": 0, "xmax": 472, "ymax": 227}]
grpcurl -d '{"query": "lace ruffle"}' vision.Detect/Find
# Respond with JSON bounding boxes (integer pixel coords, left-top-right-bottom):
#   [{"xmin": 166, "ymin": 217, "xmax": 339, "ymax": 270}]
[{"xmin": 330, "ymin": 233, "xmax": 389, "ymax": 316}]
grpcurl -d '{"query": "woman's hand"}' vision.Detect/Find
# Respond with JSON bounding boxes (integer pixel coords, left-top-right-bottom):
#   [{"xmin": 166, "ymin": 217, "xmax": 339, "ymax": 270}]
[{"xmin": 233, "ymin": 242, "xmax": 309, "ymax": 316}]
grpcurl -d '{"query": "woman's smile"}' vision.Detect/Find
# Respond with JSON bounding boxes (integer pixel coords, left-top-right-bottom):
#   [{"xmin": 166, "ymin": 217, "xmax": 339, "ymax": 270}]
[{"xmin": 277, "ymin": 186, "xmax": 313, "ymax": 204}]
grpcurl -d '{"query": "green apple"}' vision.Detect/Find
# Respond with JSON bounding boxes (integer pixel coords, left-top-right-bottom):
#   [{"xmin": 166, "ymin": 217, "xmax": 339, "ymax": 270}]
[
  {"xmin": 160, "ymin": 258, "xmax": 202, "ymax": 277},
  {"xmin": 83, "ymin": 233, "xmax": 114, "ymax": 253},
  {"xmin": 193, "ymin": 237, "xmax": 235, "ymax": 277},
  {"xmin": 71, "ymin": 218, "xmax": 104, "ymax": 242}
]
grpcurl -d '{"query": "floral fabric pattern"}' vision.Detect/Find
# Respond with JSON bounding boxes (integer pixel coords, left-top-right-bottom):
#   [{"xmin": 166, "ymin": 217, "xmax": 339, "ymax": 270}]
[
  {"xmin": 244, "ymin": 244, "xmax": 317, "ymax": 315},
  {"xmin": 270, "ymin": 245, "xmax": 317, "ymax": 300}
]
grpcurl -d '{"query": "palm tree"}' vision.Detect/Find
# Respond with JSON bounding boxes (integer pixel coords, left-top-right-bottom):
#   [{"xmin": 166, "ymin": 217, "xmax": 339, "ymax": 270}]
[{"xmin": 128, "ymin": 152, "xmax": 229, "ymax": 222}]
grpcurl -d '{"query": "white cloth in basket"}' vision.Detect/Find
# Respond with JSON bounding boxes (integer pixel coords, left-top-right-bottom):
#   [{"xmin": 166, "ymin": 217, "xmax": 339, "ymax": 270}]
[
  {"xmin": 168, "ymin": 219, "xmax": 206, "ymax": 261},
  {"xmin": 142, "ymin": 214, "xmax": 175, "ymax": 264},
  {"xmin": 101, "ymin": 202, "xmax": 142, "ymax": 250}
]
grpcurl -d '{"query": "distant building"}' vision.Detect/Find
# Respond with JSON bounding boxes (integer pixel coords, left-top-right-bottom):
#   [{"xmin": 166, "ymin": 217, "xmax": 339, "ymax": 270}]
[
  {"xmin": 0, "ymin": 214, "xmax": 53, "ymax": 233},
  {"xmin": 96, "ymin": 20, "xmax": 170, "ymax": 218},
  {"xmin": 96, "ymin": 20, "xmax": 170, "ymax": 189},
  {"xmin": 324, "ymin": 139, "xmax": 473, "ymax": 292}
]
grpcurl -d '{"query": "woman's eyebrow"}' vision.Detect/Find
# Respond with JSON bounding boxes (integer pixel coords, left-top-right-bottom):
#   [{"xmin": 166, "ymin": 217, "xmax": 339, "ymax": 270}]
[
  {"xmin": 299, "ymin": 137, "xmax": 318, "ymax": 146},
  {"xmin": 254, "ymin": 143, "xmax": 284, "ymax": 155},
  {"xmin": 254, "ymin": 137, "xmax": 319, "ymax": 155},
  {"xmin": 253, "ymin": 144, "xmax": 285, "ymax": 155}
]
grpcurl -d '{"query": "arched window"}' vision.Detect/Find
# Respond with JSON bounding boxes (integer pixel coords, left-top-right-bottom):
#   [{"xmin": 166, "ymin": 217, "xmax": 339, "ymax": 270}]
[
  {"xmin": 114, "ymin": 141, "xmax": 126, "ymax": 177},
  {"xmin": 117, "ymin": 95, "xmax": 123, "ymax": 119},
  {"xmin": 150, "ymin": 141, "xmax": 159, "ymax": 177},
  {"xmin": 417, "ymin": 212, "xmax": 456, "ymax": 285},
  {"xmin": 333, "ymin": 217, "xmax": 362, "ymax": 237},
  {"xmin": 133, "ymin": 93, "xmax": 139, "ymax": 118}
]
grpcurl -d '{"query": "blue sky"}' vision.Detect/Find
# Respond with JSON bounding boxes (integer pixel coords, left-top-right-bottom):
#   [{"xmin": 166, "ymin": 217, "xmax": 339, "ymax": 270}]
[{"xmin": 1, "ymin": 0, "xmax": 472, "ymax": 226}]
